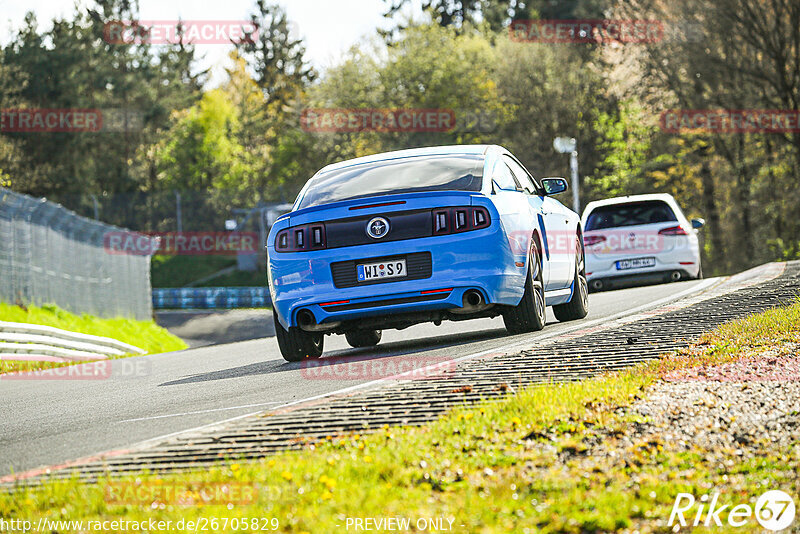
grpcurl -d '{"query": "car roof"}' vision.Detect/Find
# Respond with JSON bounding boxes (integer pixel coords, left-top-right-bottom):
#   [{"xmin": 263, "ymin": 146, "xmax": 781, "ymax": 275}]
[
  {"xmin": 316, "ymin": 144, "xmax": 501, "ymax": 175},
  {"xmin": 583, "ymin": 193, "xmax": 678, "ymax": 212}
]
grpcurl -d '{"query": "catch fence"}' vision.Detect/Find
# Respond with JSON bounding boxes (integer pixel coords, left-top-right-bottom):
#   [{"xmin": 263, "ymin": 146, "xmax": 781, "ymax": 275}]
[{"xmin": 0, "ymin": 187, "xmax": 153, "ymax": 320}]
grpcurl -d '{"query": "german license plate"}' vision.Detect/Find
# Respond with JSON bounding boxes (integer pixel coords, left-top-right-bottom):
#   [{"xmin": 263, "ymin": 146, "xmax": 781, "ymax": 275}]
[
  {"xmin": 616, "ymin": 257, "xmax": 656, "ymax": 270},
  {"xmin": 357, "ymin": 259, "xmax": 407, "ymax": 281}
]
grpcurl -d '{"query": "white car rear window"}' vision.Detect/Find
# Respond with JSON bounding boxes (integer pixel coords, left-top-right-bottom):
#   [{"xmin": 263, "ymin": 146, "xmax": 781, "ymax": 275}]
[{"xmin": 585, "ymin": 200, "xmax": 677, "ymax": 231}]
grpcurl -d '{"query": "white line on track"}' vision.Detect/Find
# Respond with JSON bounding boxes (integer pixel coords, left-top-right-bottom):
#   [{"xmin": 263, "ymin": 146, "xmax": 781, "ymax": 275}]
[
  {"xmin": 118, "ymin": 402, "xmax": 286, "ymax": 423},
  {"xmin": 118, "ymin": 276, "xmax": 722, "ymax": 454}
]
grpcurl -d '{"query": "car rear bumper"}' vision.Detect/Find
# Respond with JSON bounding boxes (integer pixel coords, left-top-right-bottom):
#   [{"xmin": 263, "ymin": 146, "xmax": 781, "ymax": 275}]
[
  {"xmin": 585, "ymin": 258, "xmax": 701, "ymax": 289},
  {"xmin": 268, "ymin": 225, "xmax": 525, "ymax": 329}
]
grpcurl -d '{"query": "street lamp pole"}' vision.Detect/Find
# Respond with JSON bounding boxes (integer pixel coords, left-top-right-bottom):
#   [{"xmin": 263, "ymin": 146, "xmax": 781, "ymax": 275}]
[
  {"xmin": 570, "ymin": 150, "xmax": 579, "ymax": 214},
  {"xmin": 553, "ymin": 137, "xmax": 580, "ymax": 213}
]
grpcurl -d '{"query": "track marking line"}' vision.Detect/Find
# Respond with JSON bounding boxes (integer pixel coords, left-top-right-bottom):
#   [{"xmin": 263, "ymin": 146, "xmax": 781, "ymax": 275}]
[{"xmin": 118, "ymin": 402, "xmax": 286, "ymax": 423}]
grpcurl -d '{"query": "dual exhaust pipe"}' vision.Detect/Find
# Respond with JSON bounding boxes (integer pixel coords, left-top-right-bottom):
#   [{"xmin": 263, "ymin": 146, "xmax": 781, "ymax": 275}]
[
  {"xmin": 297, "ymin": 309, "xmax": 340, "ymax": 332},
  {"xmin": 451, "ymin": 289, "xmax": 492, "ymax": 315},
  {"xmin": 298, "ymin": 289, "xmax": 492, "ymax": 328}
]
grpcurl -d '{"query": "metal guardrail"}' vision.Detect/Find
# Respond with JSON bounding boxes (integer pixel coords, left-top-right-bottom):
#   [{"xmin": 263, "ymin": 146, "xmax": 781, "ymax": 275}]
[
  {"xmin": 152, "ymin": 287, "xmax": 271, "ymax": 309},
  {"xmin": 0, "ymin": 321, "xmax": 145, "ymax": 363},
  {"xmin": 0, "ymin": 187, "xmax": 154, "ymax": 320}
]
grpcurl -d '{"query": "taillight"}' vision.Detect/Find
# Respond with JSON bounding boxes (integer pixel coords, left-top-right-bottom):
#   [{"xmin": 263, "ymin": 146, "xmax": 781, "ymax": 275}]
[
  {"xmin": 431, "ymin": 206, "xmax": 491, "ymax": 235},
  {"xmin": 583, "ymin": 235, "xmax": 606, "ymax": 246},
  {"xmin": 274, "ymin": 223, "xmax": 326, "ymax": 252},
  {"xmin": 658, "ymin": 225, "xmax": 688, "ymax": 236}
]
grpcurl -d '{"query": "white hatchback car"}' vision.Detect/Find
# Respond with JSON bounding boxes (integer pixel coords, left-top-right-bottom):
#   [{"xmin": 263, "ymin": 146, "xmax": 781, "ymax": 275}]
[{"xmin": 581, "ymin": 194, "xmax": 704, "ymax": 291}]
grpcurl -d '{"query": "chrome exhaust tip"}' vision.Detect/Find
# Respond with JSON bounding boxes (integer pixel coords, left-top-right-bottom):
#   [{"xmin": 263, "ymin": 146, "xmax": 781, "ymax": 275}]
[
  {"xmin": 452, "ymin": 289, "xmax": 492, "ymax": 315},
  {"xmin": 296, "ymin": 309, "xmax": 339, "ymax": 332},
  {"xmin": 464, "ymin": 289, "xmax": 483, "ymax": 307}
]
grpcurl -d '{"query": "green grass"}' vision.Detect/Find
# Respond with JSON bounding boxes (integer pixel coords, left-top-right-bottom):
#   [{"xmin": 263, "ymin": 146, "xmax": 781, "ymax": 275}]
[
  {"xmin": 0, "ymin": 303, "xmax": 187, "ymax": 375},
  {"xmin": 194, "ymin": 268, "xmax": 267, "ymax": 288},
  {"xmin": 151, "ymin": 255, "xmax": 268, "ymax": 288},
  {"xmin": 2, "ymin": 300, "xmax": 798, "ymax": 532},
  {"xmin": 150, "ymin": 255, "xmax": 236, "ymax": 287}
]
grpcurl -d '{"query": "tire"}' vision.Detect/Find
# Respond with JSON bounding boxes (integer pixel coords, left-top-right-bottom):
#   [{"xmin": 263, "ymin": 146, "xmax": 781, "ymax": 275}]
[
  {"xmin": 273, "ymin": 312, "xmax": 324, "ymax": 362},
  {"xmin": 345, "ymin": 329, "xmax": 382, "ymax": 348},
  {"xmin": 553, "ymin": 235, "xmax": 589, "ymax": 322},
  {"xmin": 503, "ymin": 237, "xmax": 547, "ymax": 334}
]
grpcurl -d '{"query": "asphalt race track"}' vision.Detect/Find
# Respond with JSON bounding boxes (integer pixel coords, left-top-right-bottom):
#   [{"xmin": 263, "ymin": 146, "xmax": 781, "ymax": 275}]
[{"xmin": 0, "ymin": 279, "xmax": 712, "ymax": 477}]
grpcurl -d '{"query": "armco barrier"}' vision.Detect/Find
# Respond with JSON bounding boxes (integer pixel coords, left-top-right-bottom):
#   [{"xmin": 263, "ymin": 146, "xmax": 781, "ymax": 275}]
[
  {"xmin": 152, "ymin": 287, "xmax": 271, "ymax": 309},
  {"xmin": 0, "ymin": 321, "xmax": 145, "ymax": 363}
]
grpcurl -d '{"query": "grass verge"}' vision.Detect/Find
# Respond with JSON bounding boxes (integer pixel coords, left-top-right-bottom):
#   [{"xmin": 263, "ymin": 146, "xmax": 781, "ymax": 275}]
[
  {"xmin": 151, "ymin": 255, "xmax": 266, "ymax": 288},
  {"xmin": 0, "ymin": 303, "xmax": 187, "ymax": 375},
  {"xmin": 2, "ymin": 300, "xmax": 798, "ymax": 532}
]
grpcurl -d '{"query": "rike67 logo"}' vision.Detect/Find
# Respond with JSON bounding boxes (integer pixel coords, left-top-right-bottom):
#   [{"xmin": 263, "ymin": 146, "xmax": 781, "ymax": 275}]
[{"xmin": 669, "ymin": 490, "xmax": 795, "ymax": 531}]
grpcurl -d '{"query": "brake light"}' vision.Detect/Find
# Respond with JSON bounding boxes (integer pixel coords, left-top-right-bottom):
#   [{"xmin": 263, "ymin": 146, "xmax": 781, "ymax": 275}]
[
  {"xmin": 274, "ymin": 223, "xmax": 326, "ymax": 252},
  {"xmin": 583, "ymin": 235, "xmax": 606, "ymax": 246},
  {"xmin": 658, "ymin": 225, "xmax": 688, "ymax": 236},
  {"xmin": 431, "ymin": 206, "xmax": 491, "ymax": 235}
]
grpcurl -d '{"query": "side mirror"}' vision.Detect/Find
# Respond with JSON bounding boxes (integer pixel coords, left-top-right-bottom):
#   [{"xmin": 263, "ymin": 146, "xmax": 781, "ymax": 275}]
[
  {"xmin": 691, "ymin": 218, "xmax": 705, "ymax": 229},
  {"xmin": 541, "ymin": 177, "xmax": 568, "ymax": 196}
]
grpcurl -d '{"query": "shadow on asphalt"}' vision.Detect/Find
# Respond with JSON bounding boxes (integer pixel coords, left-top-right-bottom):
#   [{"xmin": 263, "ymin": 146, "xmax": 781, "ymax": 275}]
[{"xmin": 158, "ymin": 327, "xmax": 511, "ymax": 387}]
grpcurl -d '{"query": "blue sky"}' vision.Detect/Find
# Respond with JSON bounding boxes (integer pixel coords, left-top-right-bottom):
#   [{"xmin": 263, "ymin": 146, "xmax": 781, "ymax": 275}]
[{"xmin": 0, "ymin": 0, "xmax": 422, "ymax": 85}]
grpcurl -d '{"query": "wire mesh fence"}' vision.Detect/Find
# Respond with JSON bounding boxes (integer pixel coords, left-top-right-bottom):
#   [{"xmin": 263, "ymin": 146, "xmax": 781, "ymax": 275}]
[{"xmin": 0, "ymin": 187, "xmax": 153, "ymax": 320}]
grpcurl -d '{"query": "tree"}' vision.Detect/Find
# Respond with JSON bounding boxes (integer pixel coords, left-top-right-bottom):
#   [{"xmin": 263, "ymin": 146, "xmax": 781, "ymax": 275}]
[
  {"xmin": 381, "ymin": 0, "xmax": 605, "ymax": 33},
  {"xmin": 609, "ymin": 0, "xmax": 800, "ymax": 272},
  {"xmin": 1, "ymin": 0, "xmax": 204, "ymax": 201},
  {"xmin": 157, "ymin": 89, "xmax": 248, "ymax": 193},
  {"xmin": 236, "ymin": 1, "xmax": 315, "ymax": 110}
]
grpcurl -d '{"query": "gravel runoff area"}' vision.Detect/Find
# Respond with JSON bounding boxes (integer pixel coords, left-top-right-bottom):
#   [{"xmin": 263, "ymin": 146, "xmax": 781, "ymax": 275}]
[
  {"xmin": 649, "ymin": 344, "xmax": 800, "ymax": 455},
  {"xmin": 509, "ymin": 340, "xmax": 800, "ymax": 533}
]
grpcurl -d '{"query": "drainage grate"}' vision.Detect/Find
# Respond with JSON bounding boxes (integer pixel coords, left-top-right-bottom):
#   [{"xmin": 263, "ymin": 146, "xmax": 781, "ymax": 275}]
[{"xmin": 8, "ymin": 263, "xmax": 799, "ymax": 485}]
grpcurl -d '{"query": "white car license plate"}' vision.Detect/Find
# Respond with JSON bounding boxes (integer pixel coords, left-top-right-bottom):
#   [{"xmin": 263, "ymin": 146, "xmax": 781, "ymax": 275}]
[
  {"xmin": 616, "ymin": 257, "xmax": 656, "ymax": 270},
  {"xmin": 357, "ymin": 259, "xmax": 407, "ymax": 281}
]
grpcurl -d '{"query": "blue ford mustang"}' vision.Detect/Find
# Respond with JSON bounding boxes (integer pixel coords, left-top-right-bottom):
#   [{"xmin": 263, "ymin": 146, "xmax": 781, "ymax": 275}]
[{"xmin": 267, "ymin": 145, "xmax": 588, "ymax": 361}]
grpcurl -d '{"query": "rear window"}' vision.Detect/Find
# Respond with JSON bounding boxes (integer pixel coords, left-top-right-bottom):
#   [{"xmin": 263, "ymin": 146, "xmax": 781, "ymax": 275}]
[
  {"xmin": 585, "ymin": 200, "xmax": 677, "ymax": 231},
  {"xmin": 297, "ymin": 154, "xmax": 484, "ymax": 209}
]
